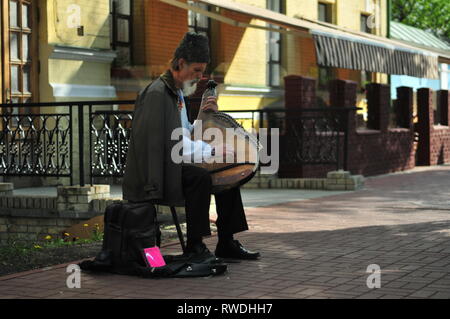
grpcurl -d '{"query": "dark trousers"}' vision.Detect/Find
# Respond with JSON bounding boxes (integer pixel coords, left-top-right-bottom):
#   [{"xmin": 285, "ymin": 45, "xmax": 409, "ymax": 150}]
[{"xmin": 181, "ymin": 165, "xmax": 249, "ymax": 240}]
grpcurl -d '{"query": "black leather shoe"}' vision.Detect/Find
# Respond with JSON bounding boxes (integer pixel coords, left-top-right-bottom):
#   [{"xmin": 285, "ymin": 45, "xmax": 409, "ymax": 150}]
[
  {"xmin": 184, "ymin": 242, "xmax": 217, "ymax": 263},
  {"xmin": 215, "ymin": 240, "xmax": 260, "ymax": 260}
]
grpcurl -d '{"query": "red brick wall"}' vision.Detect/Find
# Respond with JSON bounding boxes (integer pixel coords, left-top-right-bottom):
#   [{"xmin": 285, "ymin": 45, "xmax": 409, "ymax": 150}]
[
  {"xmin": 299, "ymin": 37, "xmax": 317, "ymax": 77},
  {"xmin": 430, "ymin": 128, "xmax": 450, "ymax": 165},
  {"xmin": 280, "ymin": 77, "xmax": 417, "ymax": 178},
  {"xmin": 146, "ymin": 0, "xmax": 188, "ymax": 77},
  {"xmin": 347, "ymin": 129, "xmax": 415, "ymax": 177}
]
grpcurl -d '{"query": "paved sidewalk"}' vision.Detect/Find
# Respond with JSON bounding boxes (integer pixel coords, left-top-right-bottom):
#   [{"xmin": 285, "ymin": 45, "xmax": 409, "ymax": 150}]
[{"xmin": 1, "ymin": 166, "xmax": 450, "ymax": 299}]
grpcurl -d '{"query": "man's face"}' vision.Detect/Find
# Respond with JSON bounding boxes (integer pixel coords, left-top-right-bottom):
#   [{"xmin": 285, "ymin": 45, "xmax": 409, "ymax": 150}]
[{"xmin": 178, "ymin": 59, "xmax": 207, "ymax": 96}]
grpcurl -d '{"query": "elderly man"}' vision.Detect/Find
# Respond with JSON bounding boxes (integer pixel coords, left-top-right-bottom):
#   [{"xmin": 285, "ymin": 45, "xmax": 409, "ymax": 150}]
[{"xmin": 123, "ymin": 32, "xmax": 259, "ymax": 261}]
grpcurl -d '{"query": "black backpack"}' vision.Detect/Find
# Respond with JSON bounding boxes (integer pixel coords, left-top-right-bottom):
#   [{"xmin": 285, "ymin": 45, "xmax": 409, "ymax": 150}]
[{"xmin": 79, "ymin": 201, "xmax": 227, "ymax": 278}]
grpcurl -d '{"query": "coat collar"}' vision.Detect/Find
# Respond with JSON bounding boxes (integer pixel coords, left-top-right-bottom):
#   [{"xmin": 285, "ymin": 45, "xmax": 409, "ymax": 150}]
[{"xmin": 160, "ymin": 70, "xmax": 179, "ymax": 97}]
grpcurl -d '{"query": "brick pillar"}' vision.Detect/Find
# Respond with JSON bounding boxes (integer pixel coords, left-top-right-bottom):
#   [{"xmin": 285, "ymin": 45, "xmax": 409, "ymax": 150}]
[
  {"xmin": 0, "ymin": 183, "xmax": 13, "ymax": 196},
  {"xmin": 417, "ymin": 88, "xmax": 434, "ymax": 165},
  {"xmin": 280, "ymin": 75, "xmax": 317, "ymax": 178},
  {"xmin": 366, "ymin": 83, "xmax": 390, "ymax": 132},
  {"xmin": 396, "ymin": 86, "xmax": 414, "ymax": 129},
  {"xmin": 284, "ymin": 75, "xmax": 316, "ymax": 109},
  {"xmin": 437, "ymin": 90, "xmax": 450, "ymax": 126},
  {"xmin": 56, "ymin": 185, "xmax": 110, "ymax": 214},
  {"xmin": 328, "ymin": 79, "xmax": 357, "ymax": 134},
  {"xmin": 329, "ymin": 79, "xmax": 357, "ymax": 108}
]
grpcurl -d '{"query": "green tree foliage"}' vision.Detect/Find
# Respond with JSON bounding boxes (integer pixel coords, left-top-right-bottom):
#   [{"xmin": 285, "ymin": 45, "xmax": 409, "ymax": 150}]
[{"xmin": 392, "ymin": 0, "xmax": 450, "ymax": 39}]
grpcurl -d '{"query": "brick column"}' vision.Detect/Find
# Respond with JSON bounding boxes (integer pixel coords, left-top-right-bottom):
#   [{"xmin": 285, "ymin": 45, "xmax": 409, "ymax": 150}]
[
  {"xmin": 417, "ymin": 88, "xmax": 434, "ymax": 165},
  {"xmin": 284, "ymin": 75, "xmax": 316, "ymax": 109},
  {"xmin": 437, "ymin": 90, "xmax": 450, "ymax": 126},
  {"xmin": 329, "ymin": 79, "xmax": 357, "ymax": 108},
  {"xmin": 396, "ymin": 86, "xmax": 414, "ymax": 129},
  {"xmin": 366, "ymin": 83, "xmax": 390, "ymax": 132},
  {"xmin": 56, "ymin": 185, "xmax": 110, "ymax": 214},
  {"xmin": 328, "ymin": 79, "xmax": 357, "ymax": 134},
  {"xmin": 0, "ymin": 183, "xmax": 13, "ymax": 196},
  {"xmin": 280, "ymin": 75, "xmax": 317, "ymax": 178}
]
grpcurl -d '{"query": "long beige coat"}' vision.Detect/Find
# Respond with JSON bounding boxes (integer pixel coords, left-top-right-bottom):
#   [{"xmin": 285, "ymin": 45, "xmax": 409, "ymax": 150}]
[{"xmin": 122, "ymin": 70, "xmax": 185, "ymax": 206}]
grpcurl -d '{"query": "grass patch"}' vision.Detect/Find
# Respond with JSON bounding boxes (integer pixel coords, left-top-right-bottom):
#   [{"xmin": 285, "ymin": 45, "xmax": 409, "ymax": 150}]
[{"xmin": 0, "ymin": 222, "xmax": 212, "ymax": 277}]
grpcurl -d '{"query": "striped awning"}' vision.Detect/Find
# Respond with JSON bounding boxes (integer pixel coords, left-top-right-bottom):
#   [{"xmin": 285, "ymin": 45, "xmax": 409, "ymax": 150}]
[{"xmin": 312, "ymin": 30, "xmax": 439, "ymax": 79}]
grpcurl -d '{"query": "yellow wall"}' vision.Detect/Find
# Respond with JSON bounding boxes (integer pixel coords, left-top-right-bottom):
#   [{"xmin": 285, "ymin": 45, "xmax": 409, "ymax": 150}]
[
  {"xmin": 285, "ymin": 0, "xmax": 387, "ymax": 36},
  {"xmin": 49, "ymin": 60, "xmax": 111, "ymax": 85},
  {"xmin": 215, "ymin": 0, "xmax": 275, "ymax": 110},
  {"xmin": 39, "ymin": 0, "xmax": 113, "ymax": 102},
  {"xmin": 47, "ymin": 0, "xmax": 110, "ymax": 49},
  {"xmin": 222, "ymin": 21, "xmax": 267, "ymax": 87},
  {"xmin": 218, "ymin": 95, "xmax": 279, "ymax": 110},
  {"xmin": 222, "ymin": 0, "xmax": 267, "ymax": 88}
]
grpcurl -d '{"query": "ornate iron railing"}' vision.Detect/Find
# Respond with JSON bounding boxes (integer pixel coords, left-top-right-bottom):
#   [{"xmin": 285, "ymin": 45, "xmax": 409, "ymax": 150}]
[
  {"xmin": 0, "ymin": 107, "xmax": 73, "ymax": 178},
  {"xmin": 90, "ymin": 110, "xmax": 133, "ymax": 179},
  {"xmin": 260, "ymin": 108, "xmax": 351, "ymax": 169},
  {"xmin": 0, "ymin": 100, "xmax": 356, "ymax": 185}
]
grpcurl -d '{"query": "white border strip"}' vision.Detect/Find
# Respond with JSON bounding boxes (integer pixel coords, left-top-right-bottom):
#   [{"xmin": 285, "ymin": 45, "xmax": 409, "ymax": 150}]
[
  {"xmin": 50, "ymin": 45, "xmax": 117, "ymax": 64},
  {"xmin": 50, "ymin": 83, "xmax": 117, "ymax": 98}
]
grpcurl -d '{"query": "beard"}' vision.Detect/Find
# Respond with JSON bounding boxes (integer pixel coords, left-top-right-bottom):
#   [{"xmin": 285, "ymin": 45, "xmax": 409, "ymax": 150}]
[{"xmin": 182, "ymin": 79, "xmax": 198, "ymax": 97}]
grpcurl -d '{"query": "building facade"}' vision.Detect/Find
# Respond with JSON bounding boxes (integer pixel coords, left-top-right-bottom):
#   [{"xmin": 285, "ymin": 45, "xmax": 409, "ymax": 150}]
[
  {"xmin": 111, "ymin": 0, "xmax": 390, "ymax": 110},
  {"xmin": 4, "ymin": 1, "xmax": 448, "ymax": 113},
  {"xmin": 1, "ymin": 0, "xmax": 116, "ymax": 106}
]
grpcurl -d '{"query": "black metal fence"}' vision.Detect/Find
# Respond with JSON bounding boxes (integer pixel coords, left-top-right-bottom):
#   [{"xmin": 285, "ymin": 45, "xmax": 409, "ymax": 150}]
[{"xmin": 0, "ymin": 100, "xmax": 355, "ymax": 185}]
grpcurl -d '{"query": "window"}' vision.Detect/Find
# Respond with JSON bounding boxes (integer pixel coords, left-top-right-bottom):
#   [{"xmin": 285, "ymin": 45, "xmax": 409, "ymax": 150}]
[
  {"xmin": 317, "ymin": 2, "xmax": 334, "ymax": 90},
  {"xmin": 110, "ymin": 0, "xmax": 132, "ymax": 67},
  {"xmin": 360, "ymin": 14, "xmax": 372, "ymax": 33},
  {"xmin": 318, "ymin": 2, "xmax": 332, "ymax": 23},
  {"xmin": 187, "ymin": 1, "xmax": 212, "ymax": 75},
  {"xmin": 0, "ymin": 0, "xmax": 37, "ymax": 127},
  {"xmin": 188, "ymin": 1, "xmax": 210, "ymax": 37},
  {"xmin": 267, "ymin": 0, "xmax": 282, "ymax": 87},
  {"xmin": 8, "ymin": 0, "xmax": 33, "ymax": 101}
]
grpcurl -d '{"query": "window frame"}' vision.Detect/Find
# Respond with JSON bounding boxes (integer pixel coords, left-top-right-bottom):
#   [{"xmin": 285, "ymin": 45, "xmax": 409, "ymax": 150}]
[
  {"xmin": 267, "ymin": 0, "xmax": 282, "ymax": 88},
  {"xmin": 110, "ymin": 0, "xmax": 133, "ymax": 67},
  {"xmin": 360, "ymin": 13, "xmax": 372, "ymax": 34},
  {"xmin": 318, "ymin": 2, "xmax": 332, "ymax": 23},
  {"xmin": 1, "ymin": 0, "xmax": 38, "ymax": 119},
  {"xmin": 187, "ymin": 1, "xmax": 212, "ymax": 75},
  {"xmin": 187, "ymin": 1, "xmax": 210, "ymax": 37}
]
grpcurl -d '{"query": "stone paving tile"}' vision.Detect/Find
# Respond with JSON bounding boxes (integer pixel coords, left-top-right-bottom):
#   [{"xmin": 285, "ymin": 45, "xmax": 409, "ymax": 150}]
[
  {"xmin": 429, "ymin": 292, "xmax": 450, "ymax": 299},
  {"xmin": 1, "ymin": 166, "xmax": 450, "ymax": 299}
]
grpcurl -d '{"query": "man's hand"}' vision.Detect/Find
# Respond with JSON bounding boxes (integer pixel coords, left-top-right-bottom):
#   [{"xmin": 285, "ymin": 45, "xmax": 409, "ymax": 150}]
[
  {"xmin": 201, "ymin": 96, "xmax": 219, "ymax": 112},
  {"xmin": 213, "ymin": 143, "xmax": 235, "ymax": 161}
]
